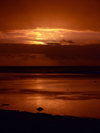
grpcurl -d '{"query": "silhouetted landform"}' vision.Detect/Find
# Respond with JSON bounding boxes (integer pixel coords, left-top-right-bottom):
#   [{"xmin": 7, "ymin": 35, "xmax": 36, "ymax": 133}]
[
  {"xmin": 0, "ymin": 66, "xmax": 100, "ymax": 75},
  {"xmin": 0, "ymin": 109, "xmax": 100, "ymax": 133},
  {"xmin": 0, "ymin": 104, "xmax": 10, "ymax": 107}
]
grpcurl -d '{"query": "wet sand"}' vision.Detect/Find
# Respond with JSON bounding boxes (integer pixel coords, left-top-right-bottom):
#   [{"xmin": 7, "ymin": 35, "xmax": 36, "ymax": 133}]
[{"xmin": 0, "ymin": 73, "xmax": 100, "ymax": 118}]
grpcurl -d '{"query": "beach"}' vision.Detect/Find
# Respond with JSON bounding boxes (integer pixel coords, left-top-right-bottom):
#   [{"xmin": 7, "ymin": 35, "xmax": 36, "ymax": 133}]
[
  {"xmin": 0, "ymin": 67, "xmax": 100, "ymax": 132},
  {"xmin": 0, "ymin": 109, "xmax": 100, "ymax": 133},
  {"xmin": 0, "ymin": 71, "xmax": 100, "ymax": 118}
]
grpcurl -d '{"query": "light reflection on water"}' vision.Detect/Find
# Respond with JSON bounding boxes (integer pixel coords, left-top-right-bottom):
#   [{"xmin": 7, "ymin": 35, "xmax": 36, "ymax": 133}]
[{"xmin": 0, "ymin": 73, "xmax": 100, "ymax": 118}]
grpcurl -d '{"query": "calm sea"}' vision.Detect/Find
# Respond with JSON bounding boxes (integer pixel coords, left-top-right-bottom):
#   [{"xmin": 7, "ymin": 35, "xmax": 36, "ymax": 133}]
[{"xmin": 0, "ymin": 72, "xmax": 100, "ymax": 118}]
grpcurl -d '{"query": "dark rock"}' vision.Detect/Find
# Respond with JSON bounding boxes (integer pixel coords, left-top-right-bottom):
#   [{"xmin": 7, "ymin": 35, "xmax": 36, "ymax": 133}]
[{"xmin": 37, "ymin": 107, "xmax": 44, "ymax": 112}]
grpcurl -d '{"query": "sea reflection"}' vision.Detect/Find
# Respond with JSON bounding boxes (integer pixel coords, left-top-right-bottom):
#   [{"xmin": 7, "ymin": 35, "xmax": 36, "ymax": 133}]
[{"xmin": 0, "ymin": 73, "xmax": 100, "ymax": 118}]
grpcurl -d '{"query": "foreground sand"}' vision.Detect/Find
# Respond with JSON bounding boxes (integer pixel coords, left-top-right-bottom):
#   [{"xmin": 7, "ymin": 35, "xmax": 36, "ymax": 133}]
[{"xmin": 0, "ymin": 109, "xmax": 100, "ymax": 133}]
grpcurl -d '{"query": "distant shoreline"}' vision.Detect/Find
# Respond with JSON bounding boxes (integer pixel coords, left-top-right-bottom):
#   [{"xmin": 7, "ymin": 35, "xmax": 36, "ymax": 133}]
[{"xmin": 0, "ymin": 66, "xmax": 100, "ymax": 74}]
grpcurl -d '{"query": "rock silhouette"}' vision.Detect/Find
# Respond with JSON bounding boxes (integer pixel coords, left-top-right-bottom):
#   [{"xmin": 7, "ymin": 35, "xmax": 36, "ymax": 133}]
[{"xmin": 37, "ymin": 107, "xmax": 44, "ymax": 112}]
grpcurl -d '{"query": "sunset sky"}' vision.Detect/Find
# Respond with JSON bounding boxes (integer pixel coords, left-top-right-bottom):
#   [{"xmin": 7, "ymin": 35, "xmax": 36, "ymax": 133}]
[{"xmin": 0, "ymin": 0, "xmax": 100, "ymax": 66}]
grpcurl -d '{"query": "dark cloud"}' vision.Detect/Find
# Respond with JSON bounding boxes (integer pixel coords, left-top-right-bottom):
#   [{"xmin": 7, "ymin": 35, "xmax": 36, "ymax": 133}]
[{"xmin": 0, "ymin": 44, "xmax": 100, "ymax": 66}]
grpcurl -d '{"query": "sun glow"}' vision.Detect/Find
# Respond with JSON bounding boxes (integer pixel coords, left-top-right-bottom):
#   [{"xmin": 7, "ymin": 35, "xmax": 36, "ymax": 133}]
[
  {"xmin": 25, "ymin": 28, "xmax": 67, "ymax": 44},
  {"xmin": 1, "ymin": 28, "xmax": 100, "ymax": 45},
  {"xmin": 36, "ymin": 28, "xmax": 66, "ymax": 42}
]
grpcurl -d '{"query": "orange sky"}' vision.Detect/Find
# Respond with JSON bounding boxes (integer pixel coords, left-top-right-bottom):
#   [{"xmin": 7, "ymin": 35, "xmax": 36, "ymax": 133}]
[
  {"xmin": 0, "ymin": 0, "xmax": 100, "ymax": 66},
  {"xmin": 0, "ymin": 0, "xmax": 100, "ymax": 31},
  {"xmin": 0, "ymin": 0, "xmax": 100, "ymax": 44}
]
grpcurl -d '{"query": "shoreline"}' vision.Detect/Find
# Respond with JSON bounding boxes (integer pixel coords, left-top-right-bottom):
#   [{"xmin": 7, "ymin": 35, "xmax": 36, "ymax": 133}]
[{"xmin": 0, "ymin": 109, "xmax": 100, "ymax": 133}]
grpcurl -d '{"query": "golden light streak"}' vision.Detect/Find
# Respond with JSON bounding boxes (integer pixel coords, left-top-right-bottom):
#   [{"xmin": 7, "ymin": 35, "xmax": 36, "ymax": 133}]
[{"xmin": 26, "ymin": 41, "xmax": 46, "ymax": 45}]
